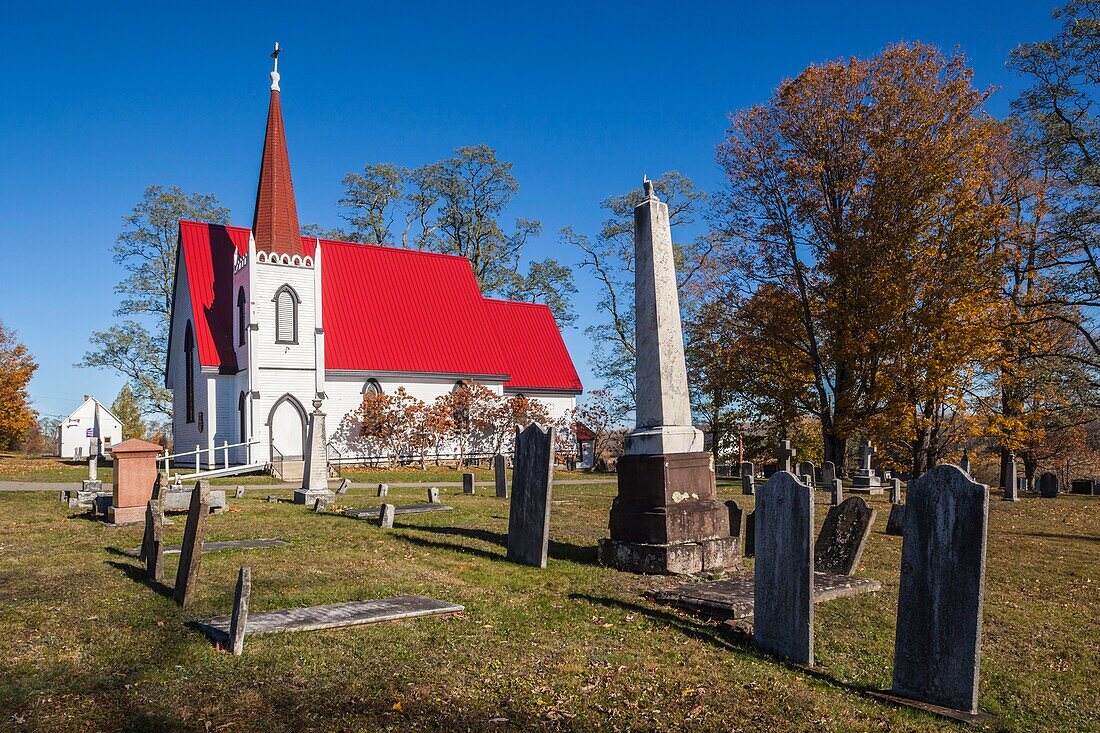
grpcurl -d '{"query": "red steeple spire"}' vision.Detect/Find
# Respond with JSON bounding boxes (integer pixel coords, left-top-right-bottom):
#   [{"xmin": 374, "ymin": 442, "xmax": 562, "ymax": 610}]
[{"xmin": 252, "ymin": 42, "xmax": 302, "ymax": 256}]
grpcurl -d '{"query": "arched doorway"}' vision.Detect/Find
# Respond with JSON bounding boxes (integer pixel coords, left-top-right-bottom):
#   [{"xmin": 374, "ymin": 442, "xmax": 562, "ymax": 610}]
[{"xmin": 268, "ymin": 394, "xmax": 306, "ymax": 462}]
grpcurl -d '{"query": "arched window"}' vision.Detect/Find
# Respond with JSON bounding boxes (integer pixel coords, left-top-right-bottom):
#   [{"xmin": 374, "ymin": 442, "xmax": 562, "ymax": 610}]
[
  {"xmin": 273, "ymin": 285, "xmax": 300, "ymax": 344},
  {"xmin": 238, "ymin": 391, "xmax": 248, "ymax": 442},
  {"xmin": 184, "ymin": 321, "xmax": 195, "ymax": 423},
  {"xmin": 363, "ymin": 379, "xmax": 383, "ymax": 395},
  {"xmin": 237, "ymin": 287, "xmax": 247, "ymax": 346}
]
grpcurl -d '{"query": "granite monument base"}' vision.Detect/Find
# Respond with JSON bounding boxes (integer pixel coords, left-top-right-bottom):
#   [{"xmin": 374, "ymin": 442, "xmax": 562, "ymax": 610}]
[
  {"xmin": 293, "ymin": 488, "xmax": 335, "ymax": 505},
  {"xmin": 599, "ymin": 535, "xmax": 741, "ymax": 575}
]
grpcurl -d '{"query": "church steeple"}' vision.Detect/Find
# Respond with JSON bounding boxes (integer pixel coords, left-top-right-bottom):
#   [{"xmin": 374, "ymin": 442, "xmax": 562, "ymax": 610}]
[{"xmin": 252, "ymin": 42, "xmax": 302, "ymax": 256}]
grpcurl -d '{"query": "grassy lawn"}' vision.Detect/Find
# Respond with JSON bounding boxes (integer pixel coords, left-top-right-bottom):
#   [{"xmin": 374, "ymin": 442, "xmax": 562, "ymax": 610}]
[{"xmin": 0, "ymin": 483, "xmax": 1096, "ymax": 732}]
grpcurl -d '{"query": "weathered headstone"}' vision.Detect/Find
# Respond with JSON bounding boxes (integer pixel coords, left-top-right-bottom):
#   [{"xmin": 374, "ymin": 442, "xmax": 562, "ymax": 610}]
[
  {"xmin": 814, "ymin": 497, "xmax": 876, "ymax": 576},
  {"xmin": 890, "ymin": 478, "xmax": 902, "ymax": 505},
  {"xmin": 313, "ymin": 496, "xmax": 331, "ymax": 512},
  {"xmin": 743, "ymin": 511, "xmax": 755, "ymax": 557},
  {"xmin": 742, "ymin": 474, "xmax": 754, "ymax": 496},
  {"xmin": 427, "ymin": 487, "xmax": 440, "ymax": 504},
  {"xmin": 778, "ymin": 441, "xmax": 796, "ymax": 474},
  {"xmin": 494, "ymin": 454, "xmax": 508, "ymax": 498},
  {"xmin": 797, "ymin": 462, "xmax": 815, "ymax": 486},
  {"xmin": 336, "ymin": 478, "xmax": 351, "ymax": 495},
  {"xmin": 886, "ymin": 504, "xmax": 905, "ymax": 536},
  {"xmin": 379, "ymin": 503, "xmax": 395, "ymax": 529},
  {"xmin": 960, "ymin": 449, "xmax": 971, "ymax": 475},
  {"xmin": 832, "ymin": 478, "xmax": 844, "ymax": 507},
  {"xmin": 506, "ymin": 425, "xmax": 555, "ymax": 568},
  {"xmin": 462, "ymin": 472, "xmax": 475, "ymax": 495},
  {"xmin": 376, "ymin": 483, "xmax": 388, "ymax": 497},
  {"xmin": 234, "ymin": 486, "xmax": 245, "ymax": 499},
  {"xmin": 145, "ymin": 499, "xmax": 165, "ymax": 582},
  {"xmin": 724, "ymin": 499, "xmax": 742, "ymax": 540},
  {"xmin": 1004, "ymin": 454, "xmax": 1019, "ymax": 502},
  {"xmin": 1038, "ymin": 471, "xmax": 1059, "ymax": 498},
  {"xmin": 740, "ymin": 461, "xmax": 754, "ymax": 478},
  {"xmin": 754, "ymin": 472, "xmax": 813, "ymax": 665},
  {"xmin": 228, "ymin": 566, "xmax": 251, "ymax": 656},
  {"xmin": 821, "ymin": 461, "xmax": 836, "ymax": 488},
  {"xmin": 173, "ymin": 482, "xmax": 211, "ymax": 609},
  {"xmin": 891, "ymin": 464, "xmax": 988, "ymax": 715}
]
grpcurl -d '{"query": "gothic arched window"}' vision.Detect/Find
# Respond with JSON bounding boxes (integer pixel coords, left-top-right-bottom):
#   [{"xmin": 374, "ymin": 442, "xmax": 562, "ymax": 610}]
[
  {"xmin": 184, "ymin": 321, "xmax": 195, "ymax": 423},
  {"xmin": 364, "ymin": 379, "xmax": 383, "ymax": 395},
  {"xmin": 237, "ymin": 287, "xmax": 247, "ymax": 346},
  {"xmin": 273, "ymin": 285, "xmax": 300, "ymax": 344}
]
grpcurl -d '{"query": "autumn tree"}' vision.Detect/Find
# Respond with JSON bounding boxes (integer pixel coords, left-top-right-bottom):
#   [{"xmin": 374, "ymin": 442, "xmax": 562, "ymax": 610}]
[
  {"xmin": 338, "ymin": 147, "xmax": 577, "ymax": 327},
  {"xmin": 715, "ymin": 43, "xmax": 1008, "ymax": 474},
  {"xmin": 576, "ymin": 389, "xmax": 627, "ymax": 469},
  {"xmin": 111, "ymin": 383, "xmax": 146, "ymax": 440},
  {"xmin": 81, "ymin": 186, "xmax": 230, "ymax": 419},
  {"xmin": 0, "ymin": 321, "xmax": 38, "ymax": 451}
]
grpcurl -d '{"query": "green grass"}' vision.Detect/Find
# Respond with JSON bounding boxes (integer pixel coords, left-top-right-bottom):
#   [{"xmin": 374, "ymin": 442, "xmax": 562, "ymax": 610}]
[{"xmin": 0, "ymin": 483, "xmax": 1097, "ymax": 731}]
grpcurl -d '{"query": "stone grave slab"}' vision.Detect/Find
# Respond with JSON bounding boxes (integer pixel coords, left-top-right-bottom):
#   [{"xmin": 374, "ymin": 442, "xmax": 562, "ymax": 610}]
[
  {"xmin": 195, "ymin": 595, "xmax": 464, "ymax": 642},
  {"xmin": 648, "ymin": 572, "xmax": 881, "ymax": 620},
  {"xmin": 814, "ymin": 497, "xmax": 876, "ymax": 576},
  {"xmin": 161, "ymin": 488, "xmax": 226, "ymax": 513},
  {"xmin": 344, "ymin": 504, "xmax": 453, "ymax": 520},
  {"xmin": 123, "ymin": 538, "xmax": 289, "ymax": 558}
]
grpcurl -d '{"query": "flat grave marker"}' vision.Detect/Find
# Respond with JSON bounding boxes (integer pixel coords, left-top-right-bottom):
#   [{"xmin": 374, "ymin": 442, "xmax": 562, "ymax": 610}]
[
  {"xmin": 124, "ymin": 538, "xmax": 289, "ymax": 558},
  {"xmin": 344, "ymin": 504, "xmax": 453, "ymax": 520}
]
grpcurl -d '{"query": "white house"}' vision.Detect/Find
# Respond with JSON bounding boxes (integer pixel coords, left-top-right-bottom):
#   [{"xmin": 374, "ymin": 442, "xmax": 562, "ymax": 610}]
[
  {"xmin": 164, "ymin": 50, "xmax": 582, "ymax": 475},
  {"xmin": 57, "ymin": 395, "xmax": 123, "ymax": 460}
]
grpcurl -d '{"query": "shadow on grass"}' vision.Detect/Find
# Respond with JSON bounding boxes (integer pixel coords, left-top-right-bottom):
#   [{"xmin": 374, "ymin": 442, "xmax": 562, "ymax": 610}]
[
  {"xmin": 403, "ymin": 523, "xmax": 599, "ymax": 566},
  {"xmin": 106, "ymin": 560, "xmax": 175, "ymax": 601},
  {"xmin": 1006, "ymin": 531, "xmax": 1100, "ymax": 543}
]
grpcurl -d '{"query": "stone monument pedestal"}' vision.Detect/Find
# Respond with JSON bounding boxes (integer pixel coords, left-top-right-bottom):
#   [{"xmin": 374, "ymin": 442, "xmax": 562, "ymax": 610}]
[
  {"xmin": 295, "ymin": 402, "xmax": 335, "ymax": 506},
  {"xmin": 108, "ymin": 438, "xmax": 163, "ymax": 524},
  {"xmin": 599, "ymin": 452, "xmax": 740, "ymax": 575},
  {"xmin": 850, "ymin": 471, "xmax": 883, "ymax": 493}
]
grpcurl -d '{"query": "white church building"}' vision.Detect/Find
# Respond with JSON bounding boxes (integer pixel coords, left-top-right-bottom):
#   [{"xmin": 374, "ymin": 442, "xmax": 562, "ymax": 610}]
[
  {"xmin": 57, "ymin": 395, "xmax": 123, "ymax": 460},
  {"xmin": 165, "ymin": 50, "xmax": 581, "ymax": 474}
]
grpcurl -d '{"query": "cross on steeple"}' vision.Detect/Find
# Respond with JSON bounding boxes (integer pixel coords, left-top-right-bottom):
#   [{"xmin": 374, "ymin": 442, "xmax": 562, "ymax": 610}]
[
  {"xmin": 778, "ymin": 440, "xmax": 796, "ymax": 473},
  {"xmin": 270, "ymin": 42, "xmax": 282, "ymax": 91}
]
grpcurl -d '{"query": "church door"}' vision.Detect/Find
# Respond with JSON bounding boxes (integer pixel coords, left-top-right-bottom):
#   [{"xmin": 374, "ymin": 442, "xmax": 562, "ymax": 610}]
[{"xmin": 269, "ymin": 396, "xmax": 306, "ymax": 461}]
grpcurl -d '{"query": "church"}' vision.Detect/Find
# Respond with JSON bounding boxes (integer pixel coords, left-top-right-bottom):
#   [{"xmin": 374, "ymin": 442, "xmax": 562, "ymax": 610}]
[{"xmin": 165, "ymin": 50, "xmax": 581, "ymax": 474}]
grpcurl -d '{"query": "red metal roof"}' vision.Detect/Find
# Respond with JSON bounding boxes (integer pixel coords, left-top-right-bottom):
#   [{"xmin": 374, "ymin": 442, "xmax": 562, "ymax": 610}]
[
  {"xmin": 178, "ymin": 220, "xmax": 250, "ymax": 370},
  {"xmin": 175, "ymin": 224, "xmax": 581, "ymax": 392},
  {"xmin": 483, "ymin": 299, "xmax": 583, "ymax": 392},
  {"xmin": 252, "ymin": 89, "xmax": 302, "ymax": 256}
]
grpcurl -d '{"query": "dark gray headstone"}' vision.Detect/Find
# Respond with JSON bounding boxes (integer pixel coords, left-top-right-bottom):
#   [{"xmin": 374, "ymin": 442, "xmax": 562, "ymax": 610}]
[
  {"xmin": 462, "ymin": 472, "xmax": 475, "ymax": 494},
  {"xmin": 777, "ymin": 441, "xmax": 796, "ymax": 473},
  {"xmin": 889, "ymin": 478, "xmax": 902, "ymax": 505},
  {"xmin": 427, "ymin": 487, "xmax": 440, "ymax": 504},
  {"xmin": 336, "ymin": 478, "xmax": 351, "ymax": 495},
  {"xmin": 832, "ymin": 479, "xmax": 843, "ymax": 506},
  {"xmin": 377, "ymin": 483, "xmax": 388, "ymax": 497},
  {"xmin": 797, "ymin": 462, "xmax": 815, "ymax": 486},
  {"xmin": 1038, "ymin": 471, "xmax": 1059, "ymax": 498},
  {"xmin": 823, "ymin": 460, "xmax": 838, "ymax": 486},
  {"xmin": 814, "ymin": 497, "xmax": 876, "ymax": 576},
  {"xmin": 378, "ymin": 503, "xmax": 395, "ymax": 529},
  {"xmin": 1071, "ymin": 480, "xmax": 1098, "ymax": 495},
  {"xmin": 754, "ymin": 472, "xmax": 813, "ymax": 665},
  {"xmin": 740, "ymin": 461, "xmax": 754, "ymax": 478},
  {"xmin": 892, "ymin": 464, "xmax": 988, "ymax": 714},
  {"xmin": 742, "ymin": 474, "xmax": 754, "ymax": 496},
  {"xmin": 229, "ymin": 566, "xmax": 251, "ymax": 657},
  {"xmin": 173, "ymin": 482, "xmax": 211, "ymax": 609},
  {"xmin": 145, "ymin": 499, "xmax": 164, "ymax": 582},
  {"xmin": 494, "ymin": 454, "xmax": 508, "ymax": 498},
  {"xmin": 743, "ymin": 510, "xmax": 755, "ymax": 557},
  {"xmin": 724, "ymin": 499, "xmax": 743, "ymax": 540},
  {"xmin": 886, "ymin": 504, "xmax": 905, "ymax": 536},
  {"xmin": 506, "ymin": 424, "xmax": 555, "ymax": 568}
]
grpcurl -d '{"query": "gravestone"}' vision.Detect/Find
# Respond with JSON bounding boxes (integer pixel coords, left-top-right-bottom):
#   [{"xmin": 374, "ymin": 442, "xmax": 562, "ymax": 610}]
[
  {"xmin": 229, "ymin": 566, "xmax": 251, "ymax": 656},
  {"xmin": 801, "ymin": 474, "xmax": 814, "ymax": 489},
  {"xmin": 740, "ymin": 462, "xmax": 754, "ymax": 478},
  {"xmin": 1004, "ymin": 454, "xmax": 1019, "ymax": 502},
  {"xmin": 336, "ymin": 478, "xmax": 351, "ymax": 495},
  {"xmin": 377, "ymin": 483, "xmax": 388, "ymax": 497},
  {"xmin": 145, "ymin": 499, "xmax": 165, "ymax": 582},
  {"xmin": 832, "ymin": 478, "xmax": 843, "ymax": 507},
  {"xmin": 234, "ymin": 486, "xmax": 245, "ymax": 499},
  {"xmin": 378, "ymin": 503, "xmax": 395, "ymax": 529},
  {"xmin": 1018, "ymin": 476, "xmax": 1027, "ymax": 493},
  {"xmin": 821, "ymin": 461, "xmax": 836, "ymax": 488},
  {"xmin": 891, "ymin": 464, "xmax": 988, "ymax": 715},
  {"xmin": 743, "ymin": 511, "xmax": 755, "ymax": 557},
  {"xmin": 173, "ymin": 482, "xmax": 211, "ymax": 609},
  {"xmin": 890, "ymin": 478, "xmax": 902, "ymax": 505},
  {"xmin": 754, "ymin": 472, "xmax": 813, "ymax": 665},
  {"xmin": 814, "ymin": 497, "xmax": 875, "ymax": 576},
  {"xmin": 462, "ymin": 472, "xmax": 475, "ymax": 495},
  {"xmin": 494, "ymin": 454, "xmax": 508, "ymax": 498},
  {"xmin": 742, "ymin": 474, "xmax": 754, "ymax": 496},
  {"xmin": 724, "ymin": 499, "xmax": 743, "ymax": 540},
  {"xmin": 777, "ymin": 441, "xmax": 797, "ymax": 473},
  {"xmin": 1071, "ymin": 479, "xmax": 1099, "ymax": 496},
  {"xmin": 886, "ymin": 504, "xmax": 905, "ymax": 536},
  {"xmin": 313, "ymin": 496, "xmax": 330, "ymax": 512},
  {"xmin": 266, "ymin": 495, "xmax": 278, "ymax": 503},
  {"xmin": 960, "ymin": 449, "xmax": 971, "ymax": 475},
  {"xmin": 1038, "ymin": 471, "xmax": 1059, "ymax": 498},
  {"xmin": 506, "ymin": 425, "xmax": 555, "ymax": 568},
  {"xmin": 797, "ymin": 462, "xmax": 816, "ymax": 486},
  {"xmin": 852, "ymin": 440, "xmax": 882, "ymax": 491},
  {"xmin": 427, "ymin": 487, "xmax": 440, "ymax": 504}
]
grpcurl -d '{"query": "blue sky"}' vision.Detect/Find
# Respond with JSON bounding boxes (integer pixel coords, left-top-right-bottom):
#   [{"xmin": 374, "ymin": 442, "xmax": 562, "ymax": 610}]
[{"xmin": 0, "ymin": 0, "xmax": 1059, "ymax": 422}]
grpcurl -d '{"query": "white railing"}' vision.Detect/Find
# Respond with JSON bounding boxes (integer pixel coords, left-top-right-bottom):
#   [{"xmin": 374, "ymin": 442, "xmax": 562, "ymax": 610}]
[{"xmin": 160, "ymin": 439, "xmax": 261, "ymax": 478}]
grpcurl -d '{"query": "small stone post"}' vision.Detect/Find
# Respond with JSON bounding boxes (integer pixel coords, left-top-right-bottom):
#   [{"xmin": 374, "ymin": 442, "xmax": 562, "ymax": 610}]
[
  {"xmin": 742, "ymin": 474, "xmax": 754, "ymax": 496},
  {"xmin": 427, "ymin": 487, "xmax": 440, "ymax": 504},
  {"xmin": 494, "ymin": 454, "xmax": 508, "ymax": 498},
  {"xmin": 462, "ymin": 472, "xmax": 475, "ymax": 495},
  {"xmin": 1003, "ymin": 454, "xmax": 1019, "ymax": 502},
  {"xmin": 379, "ymin": 503, "xmax": 395, "ymax": 529},
  {"xmin": 377, "ymin": 483, "xmax": 388, "ymax": 497},
  {"xmin": 890, "ymin": 478, "xmax": 902, "ymax": 505},
  {"xmin": 228, "ymin": 566, "xmax": 251, "ymax": 657}
]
